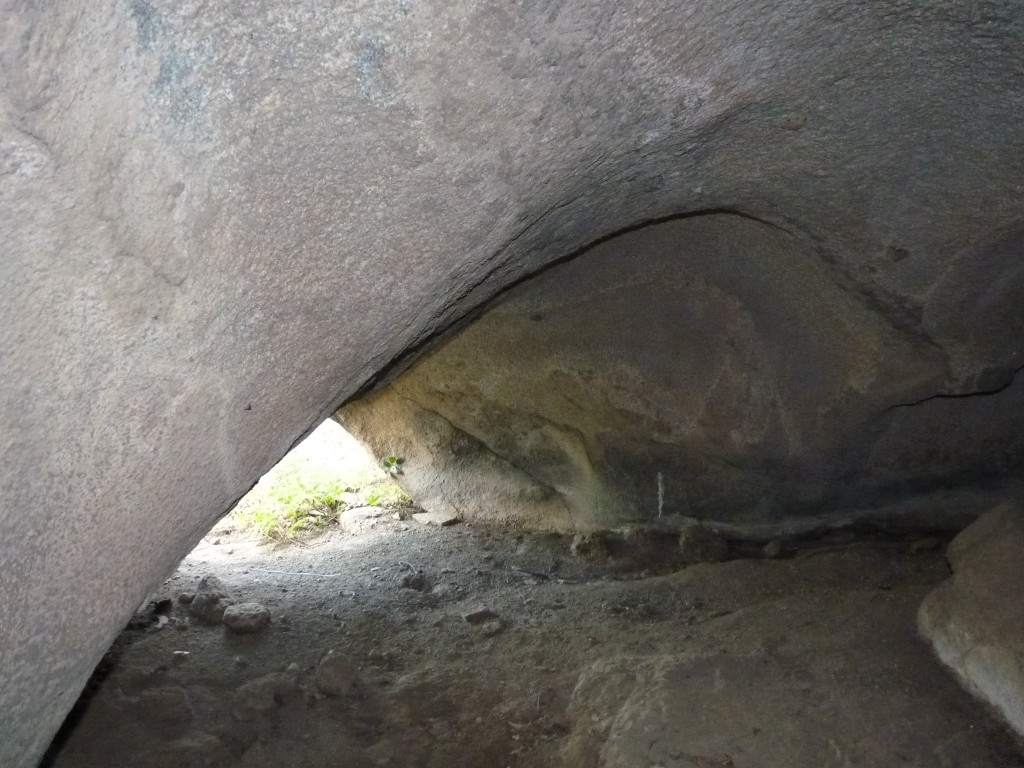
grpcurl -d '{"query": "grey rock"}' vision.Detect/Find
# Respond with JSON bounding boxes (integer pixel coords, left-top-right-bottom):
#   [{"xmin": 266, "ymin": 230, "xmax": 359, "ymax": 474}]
[
  {"xmin": 566, "ymin": 644, "xmax": 1019, "ymax": 768},
  {"xmin": 7, "ymin": 1, "xmax": 1024, "ymax": 763},
  {"xmin": 232, "ymin": 673, "xmax": 296, "ymax": 722},
  {"xmin": 314, "ymin": 650, "xmax": 363, "ymax": 698},
  {"xmin": 188, "ymin": 577, "xmax": 233, "ymax": 625},
  {"xmin": 339, "ymin": 214, "xmax": 1024, "ymax": 539},
  {"xmin": 919, "ymin": 503, "xmax": 1024, "ymax": 738},
  {"xmin": 222, "ymin": 602, "xmax": 272, "ymax": 634}
]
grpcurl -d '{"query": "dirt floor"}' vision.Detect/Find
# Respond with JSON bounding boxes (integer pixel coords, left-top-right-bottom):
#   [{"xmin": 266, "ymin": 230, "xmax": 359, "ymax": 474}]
[{"xmin": 42, "ymin": 507, "xmax": 1024, "ymax": 768}]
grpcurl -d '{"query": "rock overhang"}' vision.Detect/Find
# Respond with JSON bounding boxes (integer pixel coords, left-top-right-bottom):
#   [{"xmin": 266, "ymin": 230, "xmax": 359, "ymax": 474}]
[
  {"xmin": 339, "ymin": 212, "xmax": 1024, "ymax": 535},
  {"xmin": 3, "ymin": 1, "xmax": 1024, "ymax": 765}
]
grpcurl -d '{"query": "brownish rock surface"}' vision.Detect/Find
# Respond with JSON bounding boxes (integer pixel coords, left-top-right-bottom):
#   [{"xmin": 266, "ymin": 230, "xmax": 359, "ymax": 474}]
[{"xmin": 340, "ymin": 215, "xmax": 1024, "ymax": 534}]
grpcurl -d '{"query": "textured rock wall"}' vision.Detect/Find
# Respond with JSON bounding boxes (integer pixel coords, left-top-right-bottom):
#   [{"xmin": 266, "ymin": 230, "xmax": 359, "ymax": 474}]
[
  {"xmin": 3, "ymin": 1, "xmax": 1024, "ymax": 764},
  {"xmin": 340, "ymin": 214, "xmax": 1024, "ymax": 535}
]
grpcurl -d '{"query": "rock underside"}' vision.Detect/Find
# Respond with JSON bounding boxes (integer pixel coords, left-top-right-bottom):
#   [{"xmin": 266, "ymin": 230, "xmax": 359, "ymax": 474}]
[{"xmin": 4, "ymin": 1, "xmax": 1024, "ymax": 764}]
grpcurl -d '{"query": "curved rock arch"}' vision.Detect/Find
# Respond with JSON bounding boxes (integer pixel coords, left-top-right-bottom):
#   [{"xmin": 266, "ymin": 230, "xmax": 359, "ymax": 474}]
[{"xmin": 3, "ymin": 1, "xmax": 1024, "ymax": 764}]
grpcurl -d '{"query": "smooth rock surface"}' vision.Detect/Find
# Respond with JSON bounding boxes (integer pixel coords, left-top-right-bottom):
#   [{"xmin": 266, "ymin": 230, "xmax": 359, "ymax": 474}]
[
  {"xmin": 919, "ymin": 503, "xmax": 1024, "ymax": 738},
  {"xmin": 4, "ymin": 2, "xmax": 1024, "ymax": 764}
]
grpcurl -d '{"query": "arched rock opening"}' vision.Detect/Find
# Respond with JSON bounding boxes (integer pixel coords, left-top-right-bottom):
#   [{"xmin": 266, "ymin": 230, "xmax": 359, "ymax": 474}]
[{"xmin": 4, "ymin": 1, "xmax": 1024, "ymax": 765}]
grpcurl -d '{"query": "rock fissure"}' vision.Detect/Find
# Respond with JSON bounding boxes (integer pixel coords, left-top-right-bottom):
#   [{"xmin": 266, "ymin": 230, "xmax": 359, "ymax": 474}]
[{"xmin": 884, "ymin": 363, "xmax": 1024, "ymax": 412}]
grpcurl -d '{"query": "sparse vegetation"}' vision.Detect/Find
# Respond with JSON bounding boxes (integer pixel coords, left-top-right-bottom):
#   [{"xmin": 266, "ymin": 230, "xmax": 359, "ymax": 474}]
[
  {"xmin": 226, "ymin": 422, "xmax": 410, "ymax": 541},
  {"xmin": 363, "ymin": 483, "xmax": 411, "ymax": 507}
]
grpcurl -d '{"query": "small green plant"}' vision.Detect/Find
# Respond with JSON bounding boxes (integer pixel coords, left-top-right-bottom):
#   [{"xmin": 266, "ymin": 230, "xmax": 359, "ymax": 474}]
[{"xmin": 382, "ymin": 453, "xmax": 405, "ymax": 477}]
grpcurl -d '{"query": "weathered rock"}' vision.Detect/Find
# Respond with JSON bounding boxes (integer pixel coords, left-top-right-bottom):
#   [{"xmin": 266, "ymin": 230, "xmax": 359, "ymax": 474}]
[
  {"xmin": 562, "ymin": 649, "xmax": 1021, "ymax": 768},
  {"xmin": 231, "ymin": 673, "xmax": 296, "ymax": 722},
  {"xmin": 678, "ymin": 520, "xmax": 729, "ymax": 564},
  {"xmin": 5, "ymin": 1, "xmax": 1024, "ymax": 763},
  {"xmin": 188, "ymin": 577, "xmax": 233, "ymax": 625},
  {"xmin": 919, "ymin": 503, "xmax": 1024, "ymax": 738},
  {"xmin": 222, "ymin": 602, "xmax": 271, "ymax": 634},
  {"xmin": 313, "ymin": 650, "xmax": 363, "ymax": 698},
  {"xmin": 339, "ymin": 214, "xmax": 1024, "ymax": 535}
]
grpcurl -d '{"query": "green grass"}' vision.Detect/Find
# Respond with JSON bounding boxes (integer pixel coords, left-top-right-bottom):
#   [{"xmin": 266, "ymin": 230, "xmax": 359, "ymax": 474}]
[
  {"xmin": 226, "ymin": 437, "xmax": 409, "ymax": 542},
  {"xmin": 362, "ymin": 483, "xmax": 411, "ymax": 507}
]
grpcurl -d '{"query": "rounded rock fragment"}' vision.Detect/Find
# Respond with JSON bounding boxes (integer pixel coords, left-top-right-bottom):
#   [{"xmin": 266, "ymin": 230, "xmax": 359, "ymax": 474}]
[
  {"xmin": 314, "ymin": 649, "xmax": 363, "ymax": 698},
  {"xmin": 222, "ymin": 602, "xmax": 271, "ymax": 634}
]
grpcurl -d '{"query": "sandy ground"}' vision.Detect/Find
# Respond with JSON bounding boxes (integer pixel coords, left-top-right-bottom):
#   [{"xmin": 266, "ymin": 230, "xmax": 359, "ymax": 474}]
[{"xmin": 40, "ymin": 506, "xmax": 1024, "ymax": 768}]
